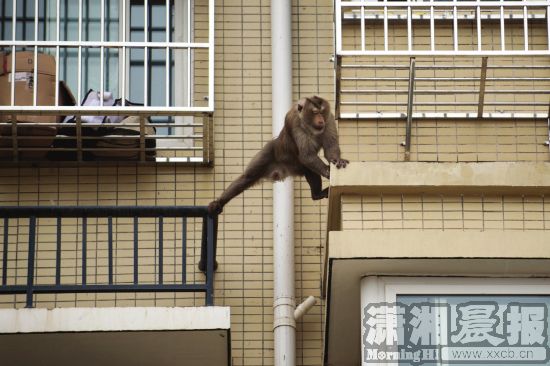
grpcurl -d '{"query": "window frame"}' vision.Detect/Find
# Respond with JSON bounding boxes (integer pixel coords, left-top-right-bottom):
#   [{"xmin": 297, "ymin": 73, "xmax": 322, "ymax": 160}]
[{"xmin": 361, "ymin": 276, "xmax": 550, "ymax": 366}]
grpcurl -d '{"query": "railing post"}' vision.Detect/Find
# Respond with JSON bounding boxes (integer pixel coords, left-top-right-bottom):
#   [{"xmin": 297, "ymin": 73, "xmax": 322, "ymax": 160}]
[
  {"xmin": 404, "ymin": 57, "xmax": 416, "ymax": 161},
  {"xmin": 2, "ymin": 218, "xmax": 8, "ymax": 286},
  {"xmin": 205, "ymin": 215, "xmax": 215, "ymax": 306},
  {"xmin": 25, "ymin": 216, "xmax": 36, "ymax": 308}
]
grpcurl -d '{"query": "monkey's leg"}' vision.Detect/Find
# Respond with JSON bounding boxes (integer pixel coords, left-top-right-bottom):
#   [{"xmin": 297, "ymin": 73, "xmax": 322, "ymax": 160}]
[
  {"xmin": 304, "ymin": 169, "xmax": 328, "ymax": 200},
  {"xmin": 208, "ymin": 143, "xmax": 274, "ymax": 215}
]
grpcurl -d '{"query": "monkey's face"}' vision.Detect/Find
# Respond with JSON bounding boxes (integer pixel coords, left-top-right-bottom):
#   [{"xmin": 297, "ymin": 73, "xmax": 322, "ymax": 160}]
[{"xmin": 302, "ymin": 97, "xmax": 328, "ymax": 135}]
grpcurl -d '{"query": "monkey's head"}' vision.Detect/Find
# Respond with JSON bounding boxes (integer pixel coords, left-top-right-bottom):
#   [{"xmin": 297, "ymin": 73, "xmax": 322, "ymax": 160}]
[{"xmin": 298, "ymin": 96, "xmax": 330, "ymax": 135}]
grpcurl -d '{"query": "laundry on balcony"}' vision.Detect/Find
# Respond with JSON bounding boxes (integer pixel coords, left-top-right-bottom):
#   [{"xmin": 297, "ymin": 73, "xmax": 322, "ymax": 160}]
[{"xmin": 53, "ymin": 89, "xmax": 157, "ymax": 162}]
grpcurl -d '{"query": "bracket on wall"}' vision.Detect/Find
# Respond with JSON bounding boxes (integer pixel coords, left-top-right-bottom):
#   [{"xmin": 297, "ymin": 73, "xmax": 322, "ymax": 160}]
[
  {"xmin": 402, "ymin": 57, "xmax": 416, "ymax": 161},
  {"xmin": 477, "ymin": 57, "xmax": 488, "ymax": 118}
]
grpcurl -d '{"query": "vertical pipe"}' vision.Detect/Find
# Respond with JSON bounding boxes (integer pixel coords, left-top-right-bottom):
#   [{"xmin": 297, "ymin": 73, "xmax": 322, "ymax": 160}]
[
  {"xmin": 547, "ymin": 6, "xmax": 550, "ymax": 51},
  {"xmin": 271, "ymin": 0, "xmax": 295, "ymax": 365},
  {"xmin": 335, "ymin": 0, "xmax": 342, "ymax": 54}
]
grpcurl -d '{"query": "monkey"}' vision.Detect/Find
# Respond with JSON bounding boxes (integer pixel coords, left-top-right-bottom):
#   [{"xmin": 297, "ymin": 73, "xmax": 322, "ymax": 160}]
[{"xmin": 208, "ymin": 95, "xmax": 348, "ymax": 215}]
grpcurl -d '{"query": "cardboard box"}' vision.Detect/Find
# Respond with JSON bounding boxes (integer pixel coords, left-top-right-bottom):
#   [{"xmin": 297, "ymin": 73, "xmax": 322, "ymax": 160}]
[
  {"xmin": 0, "ymin": 51, "xmax": 57, "ymax": 124},
  {"xmin": 0, "ymin": 52, "xmax": 59, "ymax": 160}
]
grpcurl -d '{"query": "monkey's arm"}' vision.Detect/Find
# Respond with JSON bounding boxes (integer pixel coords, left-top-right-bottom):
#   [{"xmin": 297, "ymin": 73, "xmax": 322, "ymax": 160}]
[
  {"xmin": 292, "ymin": 127, "xmax": 330, "ymax": 179},
  {"xmin": 322, "ymin": 114, "xmax": 349, "ymax": 169}
]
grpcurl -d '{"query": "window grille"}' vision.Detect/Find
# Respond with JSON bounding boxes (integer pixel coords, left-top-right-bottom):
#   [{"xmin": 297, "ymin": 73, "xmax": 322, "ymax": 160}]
[
  {"xmin": 0, "ymin": 0, "xmax": 215, "ymax": 164},
  {"xmin": 334, "ymin": 0, "xmax": 550, "ymax": 120}
]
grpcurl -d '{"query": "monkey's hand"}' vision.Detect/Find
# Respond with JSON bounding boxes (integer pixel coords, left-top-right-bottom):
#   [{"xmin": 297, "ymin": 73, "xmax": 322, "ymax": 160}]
[
  {"xmin": 330, "ymin": 158, "xmax": 349, "ymax": 169},
  {"xmin": 208, "ymin": 200, "xmax": 224, "ymax": 216}
]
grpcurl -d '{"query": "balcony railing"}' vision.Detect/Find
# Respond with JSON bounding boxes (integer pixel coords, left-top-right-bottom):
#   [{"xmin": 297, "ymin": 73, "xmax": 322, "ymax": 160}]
[
  {"xmin": 0, "ymin": 0, "xmax": 215, "ymax": 164},
  {"xmin": 334, "ymin": 0, "xmax": 550, "ymax": 120},
  {"xmin": 0, "ymin": 206, "xmax": 218, "ymax": 307}
]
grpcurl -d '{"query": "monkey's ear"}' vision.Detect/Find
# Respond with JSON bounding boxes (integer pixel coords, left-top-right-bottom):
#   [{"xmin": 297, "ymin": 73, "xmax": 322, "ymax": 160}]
[{"xmin": 297, "ymin": 98, "xmax": 306, "ymax": 112}]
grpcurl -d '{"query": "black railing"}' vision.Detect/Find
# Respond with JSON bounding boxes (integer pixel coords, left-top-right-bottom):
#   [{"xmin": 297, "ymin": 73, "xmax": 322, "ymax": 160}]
[{"xmin": 0, "ymin": 206, "xmax": 218, "ymax": 307}]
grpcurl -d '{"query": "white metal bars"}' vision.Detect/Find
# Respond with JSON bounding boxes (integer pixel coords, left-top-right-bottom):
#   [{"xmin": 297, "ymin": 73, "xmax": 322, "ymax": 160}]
[
  {"xmin": 336, "ymin": 0, "xmax": 550, "ymax": 56},
  {"xmin": 0, "ymin": 0, "xmax": 215, "ymax": 116}
]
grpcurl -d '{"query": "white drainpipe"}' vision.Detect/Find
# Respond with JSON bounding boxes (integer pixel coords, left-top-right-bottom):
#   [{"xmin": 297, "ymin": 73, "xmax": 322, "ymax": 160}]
[{"xmin": 271, "ymin": 1, "xmax": 295, "ymax": 366}]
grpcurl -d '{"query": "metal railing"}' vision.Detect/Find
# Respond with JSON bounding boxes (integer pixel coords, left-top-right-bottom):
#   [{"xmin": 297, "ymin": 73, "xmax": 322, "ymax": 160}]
[
  {"xmin": 335, "ymin": 0, "xmax": 550, "ymax": 159},
  {"xmin": 0, "ymin": 206, "xmax": 218, "ymax": 307},
  {"xmin": 336, "ymin": 0, "xmax": 550, "ymax": 56},
  {"xmin": 0, "ymin": 0, "xmax": 215, "ymax": 164},
  {"xmin": 334, "ymin": 0, "xmax": 550, "ymax": 119}
]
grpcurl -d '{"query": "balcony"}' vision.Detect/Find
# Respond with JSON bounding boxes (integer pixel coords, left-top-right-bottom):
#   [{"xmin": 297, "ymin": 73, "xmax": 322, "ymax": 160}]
[
  {"xmin": 335, "ymin": 0, "xmax": 550, "ymax": 119},
  {"xmin": 0, "ymin": 205, "xmax": 229, "ymax": 366},
  {"xmin": 0, "ymin": 0, "xmax": 215, "ymax": 165},
  {"xmin": 322, "ymin": 162, "xmax": 550, "ymax": 366}
]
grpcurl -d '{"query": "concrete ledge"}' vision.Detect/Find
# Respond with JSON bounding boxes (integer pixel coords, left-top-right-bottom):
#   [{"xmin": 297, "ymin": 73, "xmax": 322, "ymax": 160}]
[
  {"xmin": 0, "ymin": 306, "xmax": 230, "ymax": 334},
  {"xmin": 0, "ymin": 307, "xmax": 231, "ymax": 366},
  {"xmin": 329, "ymin": 230, "xmax": 550, "ymax": 259},
  {"xmin": 330, "ymin": 162, "xmax": 550, "ymax": 194},
  {"xmin": 327, "ymin": 162, "xmax": 550, "ymax": 232}
]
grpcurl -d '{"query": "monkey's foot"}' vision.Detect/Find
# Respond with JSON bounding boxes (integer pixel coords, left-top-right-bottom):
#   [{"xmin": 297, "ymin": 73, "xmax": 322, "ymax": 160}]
[
  {"xmin": 208, "ymin": 200, "xmax": 224, "ymax": 216},
  {"xmin": 330, "ymin": 158, "xmax": 349, "ymax": 169},
  {"xmin": 311, "ymin": 188, "xmax": 329, "ymax": 200}
]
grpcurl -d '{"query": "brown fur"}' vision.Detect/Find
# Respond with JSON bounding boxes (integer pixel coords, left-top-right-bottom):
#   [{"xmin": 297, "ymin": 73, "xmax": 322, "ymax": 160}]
[{"xmin": 208, "ymin": 96, "xmax": 348, "ymax": 215}]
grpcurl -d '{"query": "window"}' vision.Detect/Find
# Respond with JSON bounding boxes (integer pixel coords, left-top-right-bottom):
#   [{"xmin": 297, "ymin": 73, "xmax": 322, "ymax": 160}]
[
  {"xmin": 361, "ymin": 277, "xmax": 550, "ymax": 366},
  {"xmin": 0, "ymin": 0, "xmax": 214, "ymax": 163}
]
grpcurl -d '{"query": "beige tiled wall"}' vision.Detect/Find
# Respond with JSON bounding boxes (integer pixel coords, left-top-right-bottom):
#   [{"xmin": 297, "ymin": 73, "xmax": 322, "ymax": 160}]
[
  {"xmin": 0, "ymin": 1, "xmax": 332, "ymax": 366},
  {"xmin": 339, "ymin": 118, "xmax": 549, "ymax": 162},
  {"xmin": 342, "ymin": 194, "xmax": 550, "ymax": 231},
  {"xmin": 1, "ymin": 2, "xmax": 549, "ymax": 366}
]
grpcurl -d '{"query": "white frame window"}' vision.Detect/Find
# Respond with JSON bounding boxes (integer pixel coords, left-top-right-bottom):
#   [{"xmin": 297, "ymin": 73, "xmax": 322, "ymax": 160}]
[{"xmin": 361, "ymin": 276, "xmax": 550, "ymax": 366}]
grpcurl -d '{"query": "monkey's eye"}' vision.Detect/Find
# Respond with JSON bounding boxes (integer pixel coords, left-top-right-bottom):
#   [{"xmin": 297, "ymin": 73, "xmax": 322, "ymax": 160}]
[{"xmin": 312, "ymin": 109, "xmax": 319, "ymax": 114}]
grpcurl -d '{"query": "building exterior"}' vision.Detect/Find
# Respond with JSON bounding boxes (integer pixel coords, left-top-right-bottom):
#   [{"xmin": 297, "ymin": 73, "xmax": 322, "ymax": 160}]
[{"xmin": 1, "ymin": 0, "xmax": 550, "ymax": 366}]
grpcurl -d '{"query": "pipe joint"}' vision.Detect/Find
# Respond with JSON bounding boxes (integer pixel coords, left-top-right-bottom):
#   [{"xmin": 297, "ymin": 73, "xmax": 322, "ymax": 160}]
[{"xmin": 273, "ymin": 296, "xmax": 296, "ymax": 330}]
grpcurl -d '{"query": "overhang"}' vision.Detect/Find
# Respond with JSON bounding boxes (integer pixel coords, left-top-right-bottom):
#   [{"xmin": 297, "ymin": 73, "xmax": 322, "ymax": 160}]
[
  {"xmin": 322, "ymin": 162, "xmax": 550, "ymax": 365},
  {"xmin": 0, "ymin": 306, "xmax": 231, "ymax": 366},
  {"xmin": 324, "ymin": 230, "xmax": 550, "ymax": 366}
]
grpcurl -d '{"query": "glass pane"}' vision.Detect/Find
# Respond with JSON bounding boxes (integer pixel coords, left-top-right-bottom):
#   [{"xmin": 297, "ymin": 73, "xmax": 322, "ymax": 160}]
[
  {"xmin": 129, "ymin": 0, "xmax": 175, "ymax": 135},
  {"xmin": 390, "ymin": 295, "xmax": 550, "ymax": 366}
]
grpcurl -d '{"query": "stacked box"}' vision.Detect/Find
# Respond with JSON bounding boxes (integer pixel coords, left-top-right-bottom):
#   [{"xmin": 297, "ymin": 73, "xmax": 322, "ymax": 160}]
[{"xmin": 0, "ymin": 51, "xmax": 58, "ymax": 160}]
